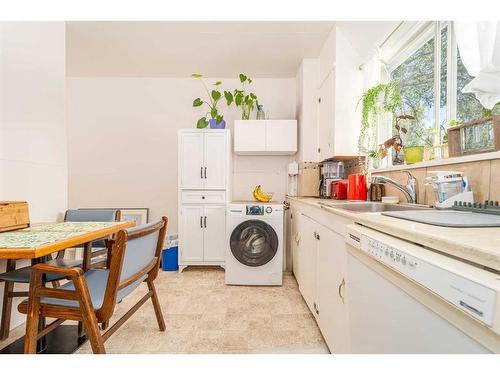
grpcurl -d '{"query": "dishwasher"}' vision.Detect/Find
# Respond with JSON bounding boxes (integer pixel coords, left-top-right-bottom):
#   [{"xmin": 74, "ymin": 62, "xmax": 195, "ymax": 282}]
[{"xmin": 345, "ymin": 224, "xmax": 500, "ymax": 354}]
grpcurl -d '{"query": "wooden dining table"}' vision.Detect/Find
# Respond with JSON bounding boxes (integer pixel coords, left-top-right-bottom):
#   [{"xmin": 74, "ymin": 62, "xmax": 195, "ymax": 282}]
[{"xmin": 0, "ymin": 220, "xmax": 134, "ymax": 354}]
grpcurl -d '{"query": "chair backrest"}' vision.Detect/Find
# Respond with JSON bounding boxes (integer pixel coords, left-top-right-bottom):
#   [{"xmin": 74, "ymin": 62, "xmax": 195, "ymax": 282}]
[
  {"xmin": 65, "ymin": 209, "xmax": 120, "ymax": 248},
  {"xmin": 99, "ymin": 217, "xmax": 168, "ymax": 318}
]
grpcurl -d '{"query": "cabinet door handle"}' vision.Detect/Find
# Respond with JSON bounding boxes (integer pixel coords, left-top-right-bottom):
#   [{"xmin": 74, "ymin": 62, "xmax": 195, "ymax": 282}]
[
  {"xmin": 204, "ymin": 216, "xmax": 207, "ymax": 228},
  {"xmin": 338, "ymin": 278, "xmax": 346, "ymax": 304},
  {"xmin": 200, "ymin": 216, "xmax": 203, "ymax": 228},
  {"xmin": 294, "ymin": 233, "xmax": 300, "ymax": 245},
  {"xmin": 204, "ymin": 167, "xmax": 207, "ymax": 179},
  {"xmin": 200, "ymin": 167, "xmax": 203, "ymax": 179}
]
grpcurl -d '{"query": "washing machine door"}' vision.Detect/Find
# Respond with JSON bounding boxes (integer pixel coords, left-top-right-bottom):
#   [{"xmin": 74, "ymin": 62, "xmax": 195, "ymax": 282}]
[{"xmin": 230, "ymin": 219, "xmax": 279, "ymax": 267}]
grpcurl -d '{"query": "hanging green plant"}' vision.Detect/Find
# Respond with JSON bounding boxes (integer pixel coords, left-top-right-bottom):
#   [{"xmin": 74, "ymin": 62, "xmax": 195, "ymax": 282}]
[{"xmin": 358, "ymin": 81, "xmax": 402, "ymax": 154}]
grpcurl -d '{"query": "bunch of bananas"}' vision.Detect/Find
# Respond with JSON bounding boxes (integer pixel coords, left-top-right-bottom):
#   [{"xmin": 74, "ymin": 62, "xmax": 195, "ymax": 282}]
[{"xmin": 253, "ymin": 185, "xmax": 273, "ymax": 202}]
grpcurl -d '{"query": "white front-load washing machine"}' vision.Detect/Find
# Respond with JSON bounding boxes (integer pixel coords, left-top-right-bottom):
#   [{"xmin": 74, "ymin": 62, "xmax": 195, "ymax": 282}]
[{"xmin": 225, "ymin": 202, "xmax": 283, "ymax": 285}]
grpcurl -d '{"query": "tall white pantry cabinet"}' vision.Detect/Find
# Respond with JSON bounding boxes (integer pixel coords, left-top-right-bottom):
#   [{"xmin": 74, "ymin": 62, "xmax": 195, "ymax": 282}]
[{"xmin": 177, "ymin": 129, "xmax": 231, "ymax": 272}]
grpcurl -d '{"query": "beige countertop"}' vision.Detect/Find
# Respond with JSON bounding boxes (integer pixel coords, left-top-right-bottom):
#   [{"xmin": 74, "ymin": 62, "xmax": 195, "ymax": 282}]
[{"xmin": 287, "ymin": 196, "xmax": 500, "ymax": 271}]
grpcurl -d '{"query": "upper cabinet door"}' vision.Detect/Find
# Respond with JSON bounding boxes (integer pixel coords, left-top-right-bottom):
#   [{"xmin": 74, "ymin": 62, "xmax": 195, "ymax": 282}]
[
  {"xmin": 266, "ymin": 120, "xmax": 297, "ymax": 154},
  {"xmin": 318, "ymin": 72, "xmax": 334, "ymax": 161},
  {"xmin": 203, "ymin": 132, "xmax": 227, "ymax": 189},
  {"xmin": 179, "ymin": 132, "xmax": 204, "ymax": 189},
  {"xmin": 203, "ymin": 205, "xmax": 226, "ymax": 262},
  {"xmin": 234, "ymin": 120, "xmax": 266, "ymax": 154}
]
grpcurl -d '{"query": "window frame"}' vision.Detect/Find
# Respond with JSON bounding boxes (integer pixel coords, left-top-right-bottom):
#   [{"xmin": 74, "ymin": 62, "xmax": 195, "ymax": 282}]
[{"xmin": 377, "ymin": 21, "xmax": 463, "ymax": 164}]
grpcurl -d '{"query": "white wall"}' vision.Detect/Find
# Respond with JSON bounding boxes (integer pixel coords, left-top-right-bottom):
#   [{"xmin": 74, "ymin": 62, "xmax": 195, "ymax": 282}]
[
  {"xmin": 0, "ymin": 22, "xmax": 67, "ymax": 330},
  {"xmin": 67, "ymin": 77, "xmax": 296, "ymax": 233}
]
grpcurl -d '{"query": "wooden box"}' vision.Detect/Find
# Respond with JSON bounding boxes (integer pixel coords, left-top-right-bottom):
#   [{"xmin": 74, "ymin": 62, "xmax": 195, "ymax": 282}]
[
  {"xmin": 297, "ymin": 162, "xmax": 320, "ymax": 197},
  {"xmin": 0, "ymin": 201, "xmax": 30, "ymax": 232},
  {"xmin": 448, "ymin": 116, "xmax": 500, "ymax": 157}
]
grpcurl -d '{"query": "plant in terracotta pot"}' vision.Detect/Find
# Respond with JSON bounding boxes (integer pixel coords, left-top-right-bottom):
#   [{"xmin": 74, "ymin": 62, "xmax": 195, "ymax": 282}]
[
  {"xmin": 224, "ymin": 73, "xmax": 259, "ymax": 120},
  {"xmin": 192, "ymin": 73, "xmax": 226, "ymax": 129}
]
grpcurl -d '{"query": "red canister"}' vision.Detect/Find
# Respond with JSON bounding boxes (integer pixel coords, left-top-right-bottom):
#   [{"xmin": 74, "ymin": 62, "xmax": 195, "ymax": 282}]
[{"xmin": 347, "ymin": 173, "xmax": 367, "ymax": 201}]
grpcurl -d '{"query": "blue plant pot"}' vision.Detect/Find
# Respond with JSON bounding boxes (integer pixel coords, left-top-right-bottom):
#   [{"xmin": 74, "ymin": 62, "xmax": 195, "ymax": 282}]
[{"xmin": 209, "ymin": 119, "xmax": 226, "ymax": 129}]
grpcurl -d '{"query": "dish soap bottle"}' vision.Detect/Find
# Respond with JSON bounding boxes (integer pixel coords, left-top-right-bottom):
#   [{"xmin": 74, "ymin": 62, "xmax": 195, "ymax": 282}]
[{"xmin": 256, "ymin": 104, "xmax": 265, "ymax": 120}]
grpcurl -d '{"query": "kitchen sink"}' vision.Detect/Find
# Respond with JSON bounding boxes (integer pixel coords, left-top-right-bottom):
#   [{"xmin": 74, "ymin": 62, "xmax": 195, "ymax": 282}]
[{"xmin": 320, "ymin": 201, "xmax": 432, "ymax": 213}]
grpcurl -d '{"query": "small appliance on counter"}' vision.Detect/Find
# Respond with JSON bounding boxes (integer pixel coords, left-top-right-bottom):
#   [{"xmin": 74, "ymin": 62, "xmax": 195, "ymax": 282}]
[
  {"xmin": 425, "ymin": 171, "xmax": 473, "ymax": 208},
  {"xmin": 347, "ymin": 173, "xmax": 367, "ymax": 201},
  {"xmin": 330, "ymin": 180, "xmax": 348, "ymax": 200},
  {"xmin": 320, "ymin": 161, "xmax": 344, "ymax": 198}
]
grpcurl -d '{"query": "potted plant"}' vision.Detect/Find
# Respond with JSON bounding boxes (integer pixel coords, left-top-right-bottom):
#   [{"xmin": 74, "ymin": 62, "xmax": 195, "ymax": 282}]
[
  {"xmin": 358, "ymin": 82, "xmax": 402, "ymax": 155},
  {"xmin": 398, "ymin": 115, "xmax": 433, "ymax": 164},
  {"xmin": 192, "ymin": 73, "xmax": 226, "ymax": 129},
  {"xmin": 224, "ymin": 73, "xmax": 259, "ymax": 120}
]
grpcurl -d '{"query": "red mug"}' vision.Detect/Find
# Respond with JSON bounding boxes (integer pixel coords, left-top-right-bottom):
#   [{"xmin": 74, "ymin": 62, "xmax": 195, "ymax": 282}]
[{"xmin": 347, "ymin": 174, "xmax": 367, "ymax": 201}]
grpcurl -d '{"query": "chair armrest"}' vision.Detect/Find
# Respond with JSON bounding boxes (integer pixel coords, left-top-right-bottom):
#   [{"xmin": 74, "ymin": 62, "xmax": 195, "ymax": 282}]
[{"xmin": 32, "ymin": 263, "xmax": 84, "ymax": 279}]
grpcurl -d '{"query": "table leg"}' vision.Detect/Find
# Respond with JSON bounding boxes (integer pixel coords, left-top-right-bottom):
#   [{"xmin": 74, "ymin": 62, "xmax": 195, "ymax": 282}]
[
  {"xmin": 30, "ymin": 256, "xmax": 46, "ymax": 353},
  {"xmin": 82, "ymin": 242, "xmax": 92, "ymax": 271}
]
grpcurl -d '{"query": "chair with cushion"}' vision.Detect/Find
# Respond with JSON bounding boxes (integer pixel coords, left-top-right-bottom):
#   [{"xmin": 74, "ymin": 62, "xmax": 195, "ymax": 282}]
[
  {"xmin": 49, "ymin": 209, "xmax": 122, "ymax": 269},
  {"xmin": 20, "ymin": 217, "xmax": 168, "ymax": 354},
  {"xmin": 0, "ymin": 209, "xmax": 120, "ymax": 341}
]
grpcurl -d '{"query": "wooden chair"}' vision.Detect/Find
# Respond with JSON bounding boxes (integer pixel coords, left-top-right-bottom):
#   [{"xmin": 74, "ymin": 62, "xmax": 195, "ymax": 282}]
[
  {"xmin": 19, "ymin": 217, "xmax": 168, "ymax": 354},
  {"xmin": 49, "ymin": 209, "xmax": 122, "ymax": 269},
  {"xmin": 0, "ymin": 209, "xmax": 120, "ymax": 341}
]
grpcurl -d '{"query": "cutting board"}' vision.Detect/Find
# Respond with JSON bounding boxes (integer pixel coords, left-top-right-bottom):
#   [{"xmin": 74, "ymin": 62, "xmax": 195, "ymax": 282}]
[{"xmin": 382, "ymin": 210, "xmax": 500, "ymax": 228}]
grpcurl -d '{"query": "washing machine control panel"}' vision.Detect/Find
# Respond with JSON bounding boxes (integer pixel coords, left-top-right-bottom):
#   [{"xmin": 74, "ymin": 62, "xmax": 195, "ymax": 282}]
[{"xmin": 246, "ymin": 205, "xmax": 264, "ymax": 215}]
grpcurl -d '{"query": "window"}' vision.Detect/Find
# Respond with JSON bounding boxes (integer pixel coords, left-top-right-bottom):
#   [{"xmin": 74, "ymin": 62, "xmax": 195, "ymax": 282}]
[
  {"xmin": 389, "ymin": 32, "xmax": 435, "ymax": 148},
  {"xmin": 456, "ymin": 50, "xmax": 485, "ymax": 122},
  {"xmin": 377, "ymin": 21, "xmax": 489, "ymax": 165}
]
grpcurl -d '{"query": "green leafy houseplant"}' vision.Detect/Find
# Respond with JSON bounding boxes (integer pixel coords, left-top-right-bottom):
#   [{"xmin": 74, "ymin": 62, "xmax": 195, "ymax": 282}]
[
  {"xmin": 192, "ymin": 73, "xmax": 225, "ymax": 129},
  {"xmin": 224, "ymin": 73, "xmax": 258, "ymax": 120},
  {"xmin": 358, "ymin": 82, "xmax": 402, "ymax": 154}
]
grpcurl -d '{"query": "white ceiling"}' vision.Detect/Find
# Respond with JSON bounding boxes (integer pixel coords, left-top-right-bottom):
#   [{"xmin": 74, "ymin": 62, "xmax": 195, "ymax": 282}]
[
  {"xmin": 336, "ymin": 21, "xmax": 401, "ymax": 62},
  {"xmin": 66, "ymin": 21, "xmax": 336, "ymax": 78}
]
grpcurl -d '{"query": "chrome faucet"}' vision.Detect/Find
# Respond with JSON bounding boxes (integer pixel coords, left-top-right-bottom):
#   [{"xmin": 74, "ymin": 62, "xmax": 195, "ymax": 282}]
[{"xmin": 370, "ymin": 171, "xmax": 418, "ymax": 204}]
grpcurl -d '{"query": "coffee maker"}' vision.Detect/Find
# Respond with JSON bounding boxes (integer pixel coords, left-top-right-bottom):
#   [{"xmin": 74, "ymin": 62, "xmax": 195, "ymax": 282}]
[{"xmin": 320, "ymin": 161, "xmax": 344, "ymax": 198}]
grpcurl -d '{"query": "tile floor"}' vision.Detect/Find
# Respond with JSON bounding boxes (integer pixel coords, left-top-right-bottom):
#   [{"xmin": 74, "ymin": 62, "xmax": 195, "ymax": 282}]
[{"xmin": 1, "ymin": 267, "xmax": 329, "ymax": 354}]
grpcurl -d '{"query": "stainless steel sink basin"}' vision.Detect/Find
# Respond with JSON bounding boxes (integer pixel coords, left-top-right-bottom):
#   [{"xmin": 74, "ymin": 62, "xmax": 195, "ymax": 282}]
[{"xmin": 320, "ymin": 201, "xmax": 432, "ymax": 213}]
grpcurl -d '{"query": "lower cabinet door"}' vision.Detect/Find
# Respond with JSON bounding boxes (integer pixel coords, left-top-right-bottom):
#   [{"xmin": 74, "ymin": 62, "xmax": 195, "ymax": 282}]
[
  {"xmin": 316, "ymin": 225, "xmax": 350, "ymax": 353},
  {"xmin": 203, "ymin": 205, "xmax": 226, "ymax": 262},
  {"xmin": 180, "ymin": 205, "xmax": 204, "ymax": 262},
  {"xmin": 297, "ymin": 214, "xmax": 318, "ymax": 314}
]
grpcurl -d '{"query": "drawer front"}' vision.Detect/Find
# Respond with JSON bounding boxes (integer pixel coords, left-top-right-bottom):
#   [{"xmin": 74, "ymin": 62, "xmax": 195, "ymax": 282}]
[{"xmin": 181, "ymin": 191, "xmax": 226, "ymax": 204}]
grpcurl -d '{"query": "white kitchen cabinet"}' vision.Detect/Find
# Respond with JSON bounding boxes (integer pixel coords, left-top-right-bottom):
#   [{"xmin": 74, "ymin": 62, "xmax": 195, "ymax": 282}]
[
  {"xmin": 204, "ymin": 132, "xmax": 227, "ymax": 189},
  {"xmin": 290, "ymin": 199, "xmax": 352, "ymax": 353},
  {"xmin": 316, "ymin": 223, "xmax": 350, "ymax": 353},
  {"xmin": 179, "ymin": 132, "xmax": 204, "ymax": 189},
  {"xmin": 178, "ymin": 130, "xmax": 229, "ymax": 190},
  {"xmin": 233, "ymin": 120, "xmax": 266, "ymax": 153},
  {"xmin": 234, "ymin": 120, "xmax": 297, "ymax": 155},
  {"xmin": 178, "ymin": 129, "xmax": 230, "ymax": 271},
  {"xmin": 297, "ymin": 26, "xmax": 362, "ymax": 161},
  {"xmin": 318, "ymin": 73, "xmax": 335, "ymax": 161},
  {"xmin": 180, "ymin": 205, "xmax": 204, "ymax": 262},
  {"xmin": 203, "ymin": 205, "xmax": 226, "ymax": 261},
  {"xmin": 294, "ymin": 213, "xmax": 318, "ymax": 314},
  {"xmin": 179, "ymin": 205, "xmax": 226, "ymax": 265}
]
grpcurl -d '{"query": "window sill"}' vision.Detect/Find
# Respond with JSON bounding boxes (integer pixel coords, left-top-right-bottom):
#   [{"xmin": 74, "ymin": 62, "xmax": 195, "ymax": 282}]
[{"xmin": 369, "ymin": 150, "xmax": 500, "ymax": 173}]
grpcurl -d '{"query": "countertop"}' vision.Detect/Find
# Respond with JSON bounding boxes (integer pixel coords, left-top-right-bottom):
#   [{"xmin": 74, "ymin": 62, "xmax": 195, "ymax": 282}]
[{"xmin": 287, "ymin": 197, "xmax": 500, "ymax": 271}]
